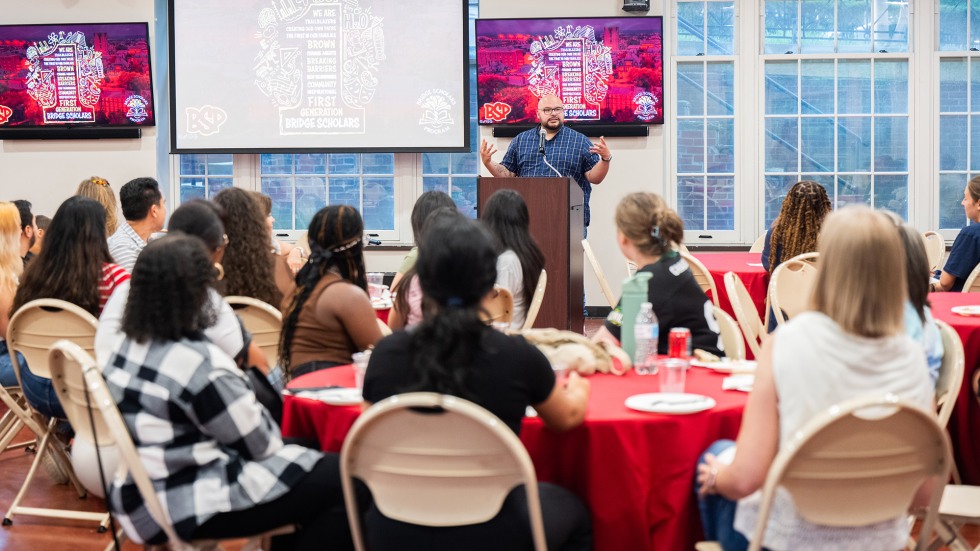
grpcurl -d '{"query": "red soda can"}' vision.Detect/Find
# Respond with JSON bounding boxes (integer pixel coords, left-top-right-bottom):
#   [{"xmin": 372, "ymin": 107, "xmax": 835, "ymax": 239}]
[{"xmin": 668, "ymin": 328, "xmax": 692, "ymax": 358}]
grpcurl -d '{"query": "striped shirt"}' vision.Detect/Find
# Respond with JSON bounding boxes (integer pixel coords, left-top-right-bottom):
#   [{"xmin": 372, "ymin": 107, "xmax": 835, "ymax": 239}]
[
  {"xmin": 98, "ymin": 263, "xmax": 129, "ymax": 313},
  {"xmin": 107, "ymin": 222, "xmax": 146, "ymax": 273},
  {"xmin": 500, "ymin": 125, "xmax": 600, "ymax": 226}
]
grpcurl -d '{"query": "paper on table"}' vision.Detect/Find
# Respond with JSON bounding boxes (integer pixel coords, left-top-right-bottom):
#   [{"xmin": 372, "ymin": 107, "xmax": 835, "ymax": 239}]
[
  {"xmin": 746, "ymin": 262, "xmax": 764, "ymax": 267},
  {"xmin": 722, "ymin": 374, "xmax": 754, "ymax": 392}
]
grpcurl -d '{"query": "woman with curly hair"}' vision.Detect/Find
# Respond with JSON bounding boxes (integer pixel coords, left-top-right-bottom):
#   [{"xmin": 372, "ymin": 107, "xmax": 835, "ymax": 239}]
[
  {"xmin": 12, "ymin": 195, "xmax": 129, "ymax": 418},
  {"xmin": 279, "ymin": 205, "xmax": 382, "ymax": 379},
  {"xmin": 213, "ymin": 187, "xmax": 294, "ymax": 309},
  {"xmin": 76, "ymin": 176, "xmax": 119, "ymax": 236},
  {"xmin": 762, "ymin": 180, "xmax": 832, "ymax": 273},
  {"xmin": 104, "ymin": 235, "xmax": 352, "ymax": 550}
]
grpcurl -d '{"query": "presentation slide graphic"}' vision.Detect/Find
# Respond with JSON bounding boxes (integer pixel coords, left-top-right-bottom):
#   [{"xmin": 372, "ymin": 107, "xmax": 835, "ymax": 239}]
[
  {"xmin": 476, "ymin": 17, "xmax": 664, "ymax": 125},
  {"xmin": 171, "ymin": 0, "xmax": 467, "ymax": 151}
]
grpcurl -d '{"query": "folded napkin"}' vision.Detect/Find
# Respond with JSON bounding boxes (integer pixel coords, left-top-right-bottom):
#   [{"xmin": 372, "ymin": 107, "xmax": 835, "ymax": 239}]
[{"xmin": 722, "ymin": 374, "xmax": 754, "ymax": 392}]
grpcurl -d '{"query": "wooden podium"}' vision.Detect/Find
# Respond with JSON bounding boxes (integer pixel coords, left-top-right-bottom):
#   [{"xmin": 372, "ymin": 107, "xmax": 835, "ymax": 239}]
[{"xmin": 477, "ymin": 177, "xmax": 584, "ymax": 333}]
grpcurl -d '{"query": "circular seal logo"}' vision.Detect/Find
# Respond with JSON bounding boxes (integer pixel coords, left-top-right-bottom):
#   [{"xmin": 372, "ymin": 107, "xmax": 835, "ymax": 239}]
[
  {"xmin": 125, "ymin": 94, "xmax": 150, "ymax": 123},
  {"xmin": 633, "ymin": 92, "xmax": 659, "ymax": 122},
  {"xmin": 417, "ymin": 89, "xmax": 456, "ymax": 134}
]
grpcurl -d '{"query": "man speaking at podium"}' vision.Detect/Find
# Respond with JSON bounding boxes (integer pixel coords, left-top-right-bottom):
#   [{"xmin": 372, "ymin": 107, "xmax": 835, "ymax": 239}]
[{"xmin": 480, "ymin": 94, "xmax": 611, "ymax": 230}]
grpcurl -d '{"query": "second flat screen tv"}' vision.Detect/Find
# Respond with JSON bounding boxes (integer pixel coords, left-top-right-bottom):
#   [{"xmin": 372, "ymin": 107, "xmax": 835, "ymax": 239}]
[{"xmin": 476, "ymin": 16, "xmax": 664, "ymax": 126}]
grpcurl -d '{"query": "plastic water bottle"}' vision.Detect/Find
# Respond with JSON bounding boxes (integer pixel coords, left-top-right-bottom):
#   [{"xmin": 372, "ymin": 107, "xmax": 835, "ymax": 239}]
[{"xmin": 633, "ymin": 302, "xmax": 659, "ymax": 375}]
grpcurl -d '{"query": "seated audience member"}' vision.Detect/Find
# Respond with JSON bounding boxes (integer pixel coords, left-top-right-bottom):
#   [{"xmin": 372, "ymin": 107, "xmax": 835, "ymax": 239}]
[
  {"xmin": 12, "ymin": 199, "xmax": 35, "ymax": 266},
  {"xmin": 279, "ymin": 205, "xmax": 382, "ymax": 379},
  {"xmin": 695, "ymin": 206, "xmax": 934, "ymax": 551},
  {"xmin": 481, "ymin": 189, "xmax": 545, "ymax": 329},
  {"xmin": 12, "ymin": 196, "xmax": 129, "ymax": 419},
  {"xmin": 213, "ymin": 187, "xmax": 293, "ymax": 309},
  {"xmin": 96, "ymin": 200, "xmax": 270, "ymax": 381},
  {"xmin": 0, "ymin": 203, "xmax": 25, "ymax": 388},
  {"xmin": 388, "ymin": 206, "xmax": 461, "ymax": 330},
  {"xmin": 761, "ymin": 180, "xmax": 831, "ymax": 273},
  {"xmin": 107, "ymin": 177, "xmax": 166, "ymax": 273},
  {"xmin": 389, "ymin": 190, "xmax": 456, "ymax": 292},
  {"xmin": 28, "ymin": 214, "xmax": 49, "ymax": 256},
  {"xmin": 250, "ymin": 190, "xmax": 306, "ymax": 273},
  {"xmin": 103, "ymin": 235, "xmax": 351, "ymax": 550},
  {"xmin": 933, "ymin": 176, "xmax": 980, "ymax": 291},
  {"xmin": 884, "ymin": 212, "xmax": 945, "ymax": 384},
  {"xmin": 362, "ymin": 215, "xmax": 592, "ymax": 551},
  {"xmin": 592, "ymin": 192, "xmax": 723, "ymax": 357},
  {"xmin": 76, "ymin": 176, "xmax": 119, "ymax": 236}
]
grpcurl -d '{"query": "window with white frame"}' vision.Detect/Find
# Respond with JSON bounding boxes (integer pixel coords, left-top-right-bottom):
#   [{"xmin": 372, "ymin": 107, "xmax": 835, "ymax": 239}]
[{"xmin": 171, "ymin": 0, "xmax": 480, "ymax": 243}]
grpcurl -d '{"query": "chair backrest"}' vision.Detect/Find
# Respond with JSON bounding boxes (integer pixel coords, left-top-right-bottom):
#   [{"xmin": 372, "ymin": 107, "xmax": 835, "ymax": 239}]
[
  {"xmin": 767, "ymin": 252, "xmax": 819, "ymax": 326},
  {"xmin": 225, "ymin": 296, "xmax": 282, "ymax": 368},
  {"xmin": 79, "ymin": 348, "xmax": 184, "ymax": 546},
  {"xmin": 377, "ymin": 318, "xmax": 392, "ymax": 337},
  {"xmin": 521, "ymin": 270, "xmax": 547, "ymax": 331},
  {"xmin": 679, "ymin": 252, "xmax": 720, "ymax": 308},
  {"xmin": 748, "ymin": 395, "xmax": 951, "ymax": 551},
  {"xmin": 711, "ymin": 306, "xmax": 746, "ymax": 360},
  {"xmin": 483, "ymin": 286, "xmax": 514, "ymax": 324},
  {"xmin": 7, "ymin": 298, "xmax": 99, "ymax": 385},
  {"xmin": 581, "ymin": 239, "xmax": 618, "ymax": 307},
  {"xmin": 724, "ymin": 272, "xmax": 765, "ymax": 358},
  {"xmin": 48, "ymin": 341, "xmax": 119, "ymax": 498},
  {"xmin": 340, "ymin": 392, "xmax": 547, "ymax": 551},
  {"xmin": 922, "ymin": 231, "xmax": 945, "ymax": 273},
  {"xmin": 748, "ymin": 233, "xmax": 767, "ymax": 253},
  {"xmin": 625, "ymin": 259, "xmax": 638, "ymax": 278},
  {"xmin": 934, "ymin": 320, "xmax": 964, "ymax": 428},
  {"xmin": 962, "ymin": 262, "xmax": 980, "ymax": 293}
]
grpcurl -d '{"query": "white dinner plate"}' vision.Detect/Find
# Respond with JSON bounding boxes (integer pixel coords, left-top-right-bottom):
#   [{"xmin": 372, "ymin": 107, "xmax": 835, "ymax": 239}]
[
  {"xmin": 689, "ymin": 359, "xmax": 757, "ymax": 373},
  {"xmin": 372, "ymin": 299, "xmax": 393, "ymax": 310},
  {"xmin": 292, "ymin": 387, "xmax": 362, "ymax": 406},
  {"xmin": 951, "ymin": 305, "xmax": 980, "ymax": 317},
  {"xmin": 624, "ymin": 392, "xmax": 716, "ymax": 414}
]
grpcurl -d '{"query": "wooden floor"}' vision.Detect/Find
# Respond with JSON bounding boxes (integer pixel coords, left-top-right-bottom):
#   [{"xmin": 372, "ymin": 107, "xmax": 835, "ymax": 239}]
[{"xmin": 0, "ymin": 317, "xmax": 976, "ymax": 550}]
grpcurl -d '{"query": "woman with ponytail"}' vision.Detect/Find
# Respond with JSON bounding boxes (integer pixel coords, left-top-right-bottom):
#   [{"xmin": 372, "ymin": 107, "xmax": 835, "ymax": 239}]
[
  {"xmin": 279, "ymin": 205, "xmax": 382, "ymax": 379},
  {"xmin": 361, "ymin": 215, "xmax": 592, "ymax": 551}
]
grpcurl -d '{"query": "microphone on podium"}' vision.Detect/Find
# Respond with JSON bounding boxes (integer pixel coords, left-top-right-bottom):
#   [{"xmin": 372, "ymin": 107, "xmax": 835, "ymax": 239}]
[{"xmin": 538, "ymin": 127, "xmax": 546, "ymax": 154}]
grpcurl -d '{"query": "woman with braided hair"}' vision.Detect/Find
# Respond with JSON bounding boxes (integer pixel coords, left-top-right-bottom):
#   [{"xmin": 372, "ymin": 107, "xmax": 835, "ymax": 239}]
[
  {"xmin": 279, "ymin": 205, "xmax": 383, "ymax": 379},
  {"xmin": 761, "ymin": 180, "xmax": 832, "ymax": 273}
]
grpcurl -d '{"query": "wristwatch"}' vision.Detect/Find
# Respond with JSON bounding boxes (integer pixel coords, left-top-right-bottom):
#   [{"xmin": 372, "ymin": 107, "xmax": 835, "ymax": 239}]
[{"xmin": 601, "ymin": 155, "xmax": 612, "ymax": 162}]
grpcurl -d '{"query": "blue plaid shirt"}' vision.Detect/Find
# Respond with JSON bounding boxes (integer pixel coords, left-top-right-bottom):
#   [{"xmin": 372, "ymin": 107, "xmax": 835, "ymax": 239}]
[{"xmin": 500, "ymin": 125, "xmax": 600, "ymax": 226}]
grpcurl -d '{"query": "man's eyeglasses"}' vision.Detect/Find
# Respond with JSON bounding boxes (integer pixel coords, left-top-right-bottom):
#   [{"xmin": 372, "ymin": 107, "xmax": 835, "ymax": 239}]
[{"xmin": 541, "ymin": 107, "xmax": 564, "ymax": 115}]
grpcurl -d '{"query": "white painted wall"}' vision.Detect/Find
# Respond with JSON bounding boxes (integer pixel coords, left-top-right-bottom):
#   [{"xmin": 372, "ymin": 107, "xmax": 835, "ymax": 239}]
[
  {"xmin": 1, "ymin": 1, "xmax": 161, "ymax": 221},
  {"xmin": 479, "ymin": 0, "xmax": 666, "ymax": 305}
]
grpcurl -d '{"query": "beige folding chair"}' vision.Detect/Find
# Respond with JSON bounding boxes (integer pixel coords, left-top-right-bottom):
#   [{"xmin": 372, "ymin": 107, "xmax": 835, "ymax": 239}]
[
  {"xmin": 225, "ymin": 296, "xmax": 283, "ymax": 368},
  {"xmin": 746, "ymin": 395, "xmax": 950, "ymax": 551},
  {"xmin": 767, "ymin": 252, "xmax": 819, "ymax": 326},
  {"xmin": 625, "ymin": 259, "xmax": 638, "ymax": 278},
  {"xmin": 724, "ymin": 272, "xmax": 766, "ymax": 358},
  {"xmin": 521, "ymin": 269, "xmax": 547, "ymax": 330},
  {"xmin": 934, "ymin": 320, "xmax": 964, "ymax": 430},
  {"xmin": 711, "ymin": 306, "xmax": 746, "ymax": 360},
  {"xmin": 340, "ymin": 392, "xmax": 548, "ymax": 551},
  {"xmin": 961, "ymin": 262, "xmax": 980, "ymax": 293},
  {"xmin": 748, "ymin": 233, "xmax": 767, "ymax": 253},
  {"xmin": 680, "ymin": 251, "xmax": 720, "ymax": 308},
  {"xmin": 482, "ymin": 285, "xmax": 514, "ymax": 325},
  {"xmin": 581, "ymin": 239, "xmax": 618, "ymax": 307},
  {"xmin": 0, "ymin": 388, "xmax": 35, "ymax": 454},
  {"xmin": 377, "ymin": 318, "xmax": 393, "ymax": 336},
  {"xmin": 2, "ymin": 298, "xmax": 109, "ymax": 530},
  {"xmin": 923, "ymin": 231, "xmax": 946, "ymax": 273},
  {"xmin": 75, "ymin": 343, "xmax": 293, "ymax": 551}
]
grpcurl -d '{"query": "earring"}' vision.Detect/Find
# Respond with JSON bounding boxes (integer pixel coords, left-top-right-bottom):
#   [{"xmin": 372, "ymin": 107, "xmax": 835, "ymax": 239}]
[{"xmin": 214, "ymin": 262, "xmax": 225, "ymax": 281}]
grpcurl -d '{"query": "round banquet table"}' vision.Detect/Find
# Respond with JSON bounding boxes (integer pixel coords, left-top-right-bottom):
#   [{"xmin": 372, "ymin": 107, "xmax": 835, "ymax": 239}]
[
  {"xmin": 927, "ymin": 292, "xmax": 980, "ymax": 484},
  {"xmin": 691, "ymin": 252, "xmax": 769, "ymax": 320},
  {"xmin": 282, "ymin": 364, "xmax": 748, "ymax": 551}
]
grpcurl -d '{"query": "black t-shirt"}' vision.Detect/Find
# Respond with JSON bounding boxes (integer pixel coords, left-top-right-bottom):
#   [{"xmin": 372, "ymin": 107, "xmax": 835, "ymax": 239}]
[
  {"xmin": 604, "ymin": 252, "xmax": 723, "ymax": 357},
  {"xmin": 363, "ymin": 328, "xmax": 555, "ymax": 435}
]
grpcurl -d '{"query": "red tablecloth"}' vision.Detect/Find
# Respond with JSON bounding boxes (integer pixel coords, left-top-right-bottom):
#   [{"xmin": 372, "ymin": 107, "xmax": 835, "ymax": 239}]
[
  {"xmin": 692, "ymin": 252, "xmax": 769, "ymax": 320},
  {"xmin": 927, "ymin": 292, "xmax": 980, "ymax": 484},
  {"xmin": 374, "ymin": 307, "xmax": 390, "ymax": 324},
  {"xmin": 282, "ymin": 366, "xmax": 747, "ymax": 551}
]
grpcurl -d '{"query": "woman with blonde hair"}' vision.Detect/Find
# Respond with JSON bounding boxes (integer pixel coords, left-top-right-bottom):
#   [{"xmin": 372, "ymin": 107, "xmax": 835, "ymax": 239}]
[
  {"xmin": 76, "ymin": 176, "xmax": 119, "ymax": 236},
  {"xmin": 696, "ymin": 206, "xmax": 934, "ymax": 551},
  {"xmin": 0, "ymin": 202, "xmax": 24, "ymax": 387},
  {"xmin": 762, "ymin": 180, "xmax": 832, "ymax": 273},
  {"xmin": 592, "ymin": 192, "xmax": 722, "ymax": 356}
]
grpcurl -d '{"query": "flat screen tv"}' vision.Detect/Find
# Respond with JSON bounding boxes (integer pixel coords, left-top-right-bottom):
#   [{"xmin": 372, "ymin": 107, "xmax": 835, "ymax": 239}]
[
  {"xmin": 476, "ymin": 16, "xmax": 664, "ymax": 127},
  {"xmin": 0, "ymin": 22, "xmax": 155, "ymax": 138}
]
